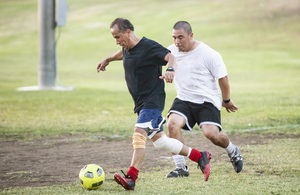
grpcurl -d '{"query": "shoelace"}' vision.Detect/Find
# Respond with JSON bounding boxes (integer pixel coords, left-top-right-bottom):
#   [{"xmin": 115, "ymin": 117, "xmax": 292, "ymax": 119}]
[
  {"xmin": 120, "ymin": 170, "xmax": 127, "ymax": 177},
  {"xmin": 171, "ymin": 168, "xmax": 182, "ymax": 173},
  {"xmin": 231, "ymin": 154, "xmax": 243, "ymax": 162},
  {"xmin": 120, "ymin": 170, "xmax": 132, "ymax": 178}
]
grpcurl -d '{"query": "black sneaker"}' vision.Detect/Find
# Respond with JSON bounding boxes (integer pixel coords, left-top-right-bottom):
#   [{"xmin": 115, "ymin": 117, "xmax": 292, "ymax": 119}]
[
  {"xmin": 229, "ymin": 146, "xmax": 243, "ymax": 173},
  {"xmin": 198, "ymin": 151, "xmax": 211, "ymax": 181},
  {"xmin": 166, "ymin": 166, "xmax": 189, "ymax": 178},
  {"xmin": 114, "ymin": 171, "xmax": 135, "ymax": 190}
]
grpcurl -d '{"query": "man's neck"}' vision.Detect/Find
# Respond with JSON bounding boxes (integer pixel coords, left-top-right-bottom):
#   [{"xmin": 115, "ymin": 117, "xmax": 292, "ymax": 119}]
[{"xmin": 128, "ymin": 35, "xmax": 141, "ymax": 49}]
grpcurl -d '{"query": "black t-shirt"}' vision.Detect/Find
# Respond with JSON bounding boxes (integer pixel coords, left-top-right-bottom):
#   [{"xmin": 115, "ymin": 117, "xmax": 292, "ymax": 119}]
[{"xmin": 122, "ymin": 37, "xmax": 169, "ymax": 113}]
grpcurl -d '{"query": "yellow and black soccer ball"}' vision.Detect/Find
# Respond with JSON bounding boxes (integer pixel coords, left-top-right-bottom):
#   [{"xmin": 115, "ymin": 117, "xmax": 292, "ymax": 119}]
[{"xmin": 79, "ymin": 164, "xmax": 105, "ymax": 190}]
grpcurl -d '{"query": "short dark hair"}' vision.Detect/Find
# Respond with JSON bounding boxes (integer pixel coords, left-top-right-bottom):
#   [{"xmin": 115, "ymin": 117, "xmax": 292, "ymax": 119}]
[
  {"xmin": 173, "ymin": 21, "xmax": 192, "ymax": 34},
  {"xmin": 110, "ymin": 18, "xmax": 134, "ymax": 32}
]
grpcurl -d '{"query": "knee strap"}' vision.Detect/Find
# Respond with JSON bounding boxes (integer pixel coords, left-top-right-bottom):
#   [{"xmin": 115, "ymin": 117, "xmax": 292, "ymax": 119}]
[
  {"xmin": 153, "ymin": 134, "xmax": 183, "ymax": 154},
  {"xmin": 132, "ymin": 132, "xmax": 147, "ymax": 149}
]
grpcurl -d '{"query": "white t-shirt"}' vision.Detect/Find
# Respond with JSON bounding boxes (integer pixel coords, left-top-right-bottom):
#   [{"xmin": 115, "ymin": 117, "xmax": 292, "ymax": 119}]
[{"xmin": 168, "ymin": 42, "xmax": 227, "ymax": 110}]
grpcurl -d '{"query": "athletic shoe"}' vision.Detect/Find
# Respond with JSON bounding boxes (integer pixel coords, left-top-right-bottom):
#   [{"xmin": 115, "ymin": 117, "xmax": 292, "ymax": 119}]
[
  {"xmin": 229, "ymin": 146, "xmax": 243, "ymax": 173},
  {"xmin": 166, "ymin": 166, "xmax": 189, "ymax": 178},
  {"xmin": 197, "ymin": 151, "xmax": 211, "ymax": 181},
  {"xmin": 114, "ymin": 171, "xmax": 135, "ymax": 191}
]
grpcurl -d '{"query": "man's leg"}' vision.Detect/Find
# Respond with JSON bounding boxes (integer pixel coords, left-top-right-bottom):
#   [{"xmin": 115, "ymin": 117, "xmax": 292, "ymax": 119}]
[
  {"xmin": 166, "ymin": 113, "xmax": 189, "ymax": 178},
  {"xmin": 202, "ymin": 124, "xmax": 243, "ymax": 173},
  {"xmin": 130, "ymin": 128, "xmax": 147, "ymax": 170},
  {"xmin": 152, "ymin": 132, "xmax": 211, "ymax": 181},
  {"xmin": 114, "ymin": 128, "xmax": 147, "ymax": 190}
]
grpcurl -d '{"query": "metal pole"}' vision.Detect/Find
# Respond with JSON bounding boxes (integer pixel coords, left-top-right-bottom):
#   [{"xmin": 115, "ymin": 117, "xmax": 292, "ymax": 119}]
[
  {"xmin": 17, "ymin": 0, "xmax": 73, "ymax": 91},
  {"xmin": 38, "ymin": 0, "xmax": 56, "ymax": 88}
]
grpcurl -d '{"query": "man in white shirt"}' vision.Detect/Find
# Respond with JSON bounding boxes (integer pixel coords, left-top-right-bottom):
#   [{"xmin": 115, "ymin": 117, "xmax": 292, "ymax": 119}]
[{"xmin": 161, "ymin": 21, "xmax": 243, "ymax": 178}]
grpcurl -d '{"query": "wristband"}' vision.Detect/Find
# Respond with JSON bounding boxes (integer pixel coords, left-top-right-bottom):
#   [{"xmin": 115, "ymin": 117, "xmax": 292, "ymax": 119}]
[
  {"xmin": 223, "ymin": 99, "xmax": 231, "ymax": 103},
  {"xmin": 166, "ymin": 67, "xmax": 175, "ymax": 72}
]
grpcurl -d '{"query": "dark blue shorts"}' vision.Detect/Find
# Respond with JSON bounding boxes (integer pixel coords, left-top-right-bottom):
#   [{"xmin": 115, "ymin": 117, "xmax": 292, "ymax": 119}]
[
  {"xmin": 135, "ymin": 108, "xmax": 165, "ymax": 138},
  {"xmin": 167, "ymin": 98, "xmax": 222, "ymax": 131}
]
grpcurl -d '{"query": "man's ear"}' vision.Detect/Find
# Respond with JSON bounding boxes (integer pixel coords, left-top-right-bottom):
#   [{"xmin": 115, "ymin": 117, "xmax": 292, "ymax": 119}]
[
  {"xmin": 126, "ymin": 29, "xmax": 131, "ymax": 36},
  {"xmin": 190, "ymin": 32, "xmax": 194, "ymax": 39}
]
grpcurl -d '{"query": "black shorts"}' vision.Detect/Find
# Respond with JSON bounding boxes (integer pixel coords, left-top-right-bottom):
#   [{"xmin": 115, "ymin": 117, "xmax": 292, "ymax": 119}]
[{"xmin": 167, "ymin": 98, "xmax": 222, "ymax": 131}]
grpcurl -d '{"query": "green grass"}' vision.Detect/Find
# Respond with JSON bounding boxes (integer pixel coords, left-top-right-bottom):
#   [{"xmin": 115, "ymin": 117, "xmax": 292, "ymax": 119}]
[
  {"xmin": 0, "ymin": 0, "xmax": 300, "ymax": 194},
  {"xmin": 2, "ymin": 138, "xmax": 299, "ymax": 194}
]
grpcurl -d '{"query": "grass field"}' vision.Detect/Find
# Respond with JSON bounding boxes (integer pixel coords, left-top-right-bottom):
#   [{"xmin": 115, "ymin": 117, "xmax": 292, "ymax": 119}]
[{"xmin": 0, "ymin": 0, "xmax": 300, "ymax": 194}]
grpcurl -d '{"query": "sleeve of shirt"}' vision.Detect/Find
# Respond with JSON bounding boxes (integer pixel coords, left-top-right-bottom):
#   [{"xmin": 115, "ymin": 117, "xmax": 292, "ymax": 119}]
[
  {"xmin": 167, "ymin": 44, "xmax": 175, "ymax": 52},
  {"xmin": 149, "ymin": 40, "xmax": 170, "ymax": 65},
  {"xmin": 210, "ymin": 52, "xmax": 228, "ymax": 79}
]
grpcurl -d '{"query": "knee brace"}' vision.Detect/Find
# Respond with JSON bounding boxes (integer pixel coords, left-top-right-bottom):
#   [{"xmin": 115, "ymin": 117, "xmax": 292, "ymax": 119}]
[
  {"xmin": 132, "ymin": 132, "xmax": 147, "ymax": 149},
  {"xmin": 153, "ymin": 134, "xmax": 183, "ymax": 154}
]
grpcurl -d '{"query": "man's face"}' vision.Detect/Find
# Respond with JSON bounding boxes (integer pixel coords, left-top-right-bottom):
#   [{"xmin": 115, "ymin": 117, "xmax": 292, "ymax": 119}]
[
  {"xmin": 172, "ymin": 28, "xmax": 193, "ymax": 52},
  {"xmin": 111, "ymin": 25, "xmax": 130, "ymax": 50}
]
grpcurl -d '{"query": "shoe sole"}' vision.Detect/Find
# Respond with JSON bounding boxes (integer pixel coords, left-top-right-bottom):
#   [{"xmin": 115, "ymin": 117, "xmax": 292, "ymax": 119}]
[
  {"xmin": 114, "ymin": 173, "xmax": 134, "ymax": 190},
  {"xmin": 166, "ymin": 173, "xmax": 189, "ymax": 178},
  {"xmin": 166, "ymin": 169, "xmax": 190, "ymax": 178},
  {"xmin": 202, "ymin": 152, "xmax": 211, "ymax": 181},
  {"xmin": 234, "ymin": 160, "xmax": 243, "ymax": 173}
]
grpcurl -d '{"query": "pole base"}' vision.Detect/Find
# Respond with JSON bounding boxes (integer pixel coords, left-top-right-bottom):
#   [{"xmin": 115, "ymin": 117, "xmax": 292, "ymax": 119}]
[{"xmin": 16, "ymin": 85, "xmax": 74, "ymax": 91}]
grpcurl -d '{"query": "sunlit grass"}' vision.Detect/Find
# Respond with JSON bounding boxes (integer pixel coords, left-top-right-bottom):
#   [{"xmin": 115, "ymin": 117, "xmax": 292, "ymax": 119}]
[{"xmin": 0, "ymin": 0, "xmax": 299, "ymax": 194}]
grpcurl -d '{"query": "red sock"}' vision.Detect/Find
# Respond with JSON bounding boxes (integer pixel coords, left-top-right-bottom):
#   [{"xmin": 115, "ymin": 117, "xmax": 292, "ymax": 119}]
[
  {"xmin": 188, "ymin": 148, "xmax": 202, "ymax": 163},
  {"xmin": 127, "ymin": 166, "xmax": 139, "ymax": 182}
]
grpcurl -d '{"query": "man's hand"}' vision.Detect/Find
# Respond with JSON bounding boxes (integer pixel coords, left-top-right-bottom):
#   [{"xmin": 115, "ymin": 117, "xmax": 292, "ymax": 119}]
[
  {"xmin": 222, "ymin": 100, "xmax": 238, "ymax": 113},
  {"xmin": 97, "ymin": 59, "xmax": 109, "ymax": 72},
  {"xmin": 159, "ymin": 71, "xmax": 174, "ymax": 83}
]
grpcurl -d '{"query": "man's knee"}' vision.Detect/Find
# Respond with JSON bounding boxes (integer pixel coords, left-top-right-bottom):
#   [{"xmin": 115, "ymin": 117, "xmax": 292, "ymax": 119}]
[
  {"xmin": 132, "ymin": 128, "xmax": 147, "ymax": 149},
  {"xmin": 168, "ymin": 126, "xmax": 179, "ymax": 138},
  {"xmin": 153, "ymin": 134, "xmax": 182, "ymax": 154},
  {"xmin": 167, "ymin": 119, "xmax": 182, "ymax": 137},
  {"xmin": 202, "ymin": 125, "xmax": 219, "ymax": 141}
]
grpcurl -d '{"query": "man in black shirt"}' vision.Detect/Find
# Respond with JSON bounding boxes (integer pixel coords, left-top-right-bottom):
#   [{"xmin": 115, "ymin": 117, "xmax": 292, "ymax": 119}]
[{"xmin": 97, "ymin": 18, "xmax": 212, "ymax": 191}]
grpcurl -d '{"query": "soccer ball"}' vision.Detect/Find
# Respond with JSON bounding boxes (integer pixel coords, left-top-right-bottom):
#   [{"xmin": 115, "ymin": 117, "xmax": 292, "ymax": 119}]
[{"xmin": 79, "ymin": 164, "xmax": 105, "ymax": 190}]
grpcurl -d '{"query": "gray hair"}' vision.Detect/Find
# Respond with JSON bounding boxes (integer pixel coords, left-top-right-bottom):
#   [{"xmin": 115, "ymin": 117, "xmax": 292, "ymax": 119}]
[{"xmin": 110, "ymin": 18, "xmax": 134, "ymax": 32}]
